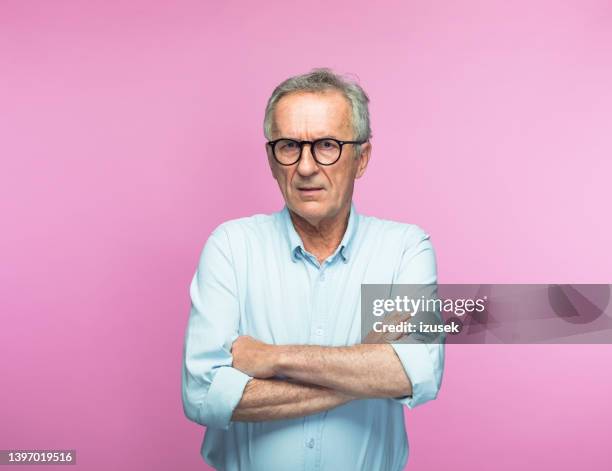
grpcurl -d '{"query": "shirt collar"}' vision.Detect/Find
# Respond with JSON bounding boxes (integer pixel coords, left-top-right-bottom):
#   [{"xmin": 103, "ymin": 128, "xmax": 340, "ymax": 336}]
[{"xmin": 282, "ymin": 202, "xmax": 359, "ymax": 264}]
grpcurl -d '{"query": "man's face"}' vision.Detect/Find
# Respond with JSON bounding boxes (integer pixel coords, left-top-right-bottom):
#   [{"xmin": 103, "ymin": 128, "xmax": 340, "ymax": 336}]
[{"xmin": 266, "ymin": 91, "xmax": 371, "ymax": 226}]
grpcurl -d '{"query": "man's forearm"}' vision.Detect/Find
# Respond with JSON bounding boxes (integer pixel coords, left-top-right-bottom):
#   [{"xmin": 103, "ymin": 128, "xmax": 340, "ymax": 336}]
[
  {"xmin": 231, "ymin": 336, "xmax": 412, "ymax": 401},
  {"xmin": 231, "ymin": 378, "xmax": 353, "ymax": 422},
  {"xmin": 275, "ymin": 344, "xmax": 412, "ymax": 398}
]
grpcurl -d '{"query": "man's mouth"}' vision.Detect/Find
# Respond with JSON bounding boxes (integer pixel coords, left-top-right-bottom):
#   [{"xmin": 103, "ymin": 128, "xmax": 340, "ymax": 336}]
[{"xmin": 297, "ymin": 186, "xmax": 324, "ymax": 193}]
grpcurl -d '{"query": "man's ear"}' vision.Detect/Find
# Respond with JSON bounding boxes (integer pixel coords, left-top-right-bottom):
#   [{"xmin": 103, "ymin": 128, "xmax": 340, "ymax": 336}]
[
  {"xmin": 265, "ymin": 143, "xmax": 278, "ymax": 180},
  {"xmin": 355, "ymin": 142, "xmax": 371, "ymax": 179}
]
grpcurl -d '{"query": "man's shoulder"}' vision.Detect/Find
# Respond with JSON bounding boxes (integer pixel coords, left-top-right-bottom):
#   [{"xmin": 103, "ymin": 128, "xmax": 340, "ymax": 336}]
[
  {"xmin": 210, "ymin": 210, "xmax": 283, "ymax": 241},
  {"xmin": 358, "ymin": 212, "xmax": 432, "ymax": 245}
]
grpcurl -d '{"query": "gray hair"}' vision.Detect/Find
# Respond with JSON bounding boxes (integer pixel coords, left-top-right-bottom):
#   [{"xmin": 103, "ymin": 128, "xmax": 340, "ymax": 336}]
[{"xmin": 263, "ymin": 68, "xmax": 372, "ymax": 153}]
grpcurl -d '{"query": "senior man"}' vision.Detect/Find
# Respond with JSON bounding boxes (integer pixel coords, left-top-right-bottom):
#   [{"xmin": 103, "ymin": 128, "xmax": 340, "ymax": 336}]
[{"xmin": 182, "ymin": 68, "xmax": 444, "ymax": 470}]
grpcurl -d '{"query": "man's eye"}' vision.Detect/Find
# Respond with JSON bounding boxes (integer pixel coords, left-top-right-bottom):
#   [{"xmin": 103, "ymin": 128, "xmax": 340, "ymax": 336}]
[
  {"xmin": 277, "ymin": 142, "xmax": 295, "ymax": 152},
  {"xmin": 319, "ymin": 140, "xmax": 339, "ymax": 149}
]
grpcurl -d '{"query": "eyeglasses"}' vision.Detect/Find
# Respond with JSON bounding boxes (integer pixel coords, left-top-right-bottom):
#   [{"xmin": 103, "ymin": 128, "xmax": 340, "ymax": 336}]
[{"xmin": 267, "ymin": 138, "xmax": 367, "ymax": 166}]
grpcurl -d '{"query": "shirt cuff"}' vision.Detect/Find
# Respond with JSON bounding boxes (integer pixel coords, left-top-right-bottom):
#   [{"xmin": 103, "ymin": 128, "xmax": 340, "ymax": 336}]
[
  {"xmin": 200, "ymin": 366, "xmax": 252, "ymax": 430},
  {"xmin": 390, "ymin": 343, "xmax": 440, "ymax": 409}
]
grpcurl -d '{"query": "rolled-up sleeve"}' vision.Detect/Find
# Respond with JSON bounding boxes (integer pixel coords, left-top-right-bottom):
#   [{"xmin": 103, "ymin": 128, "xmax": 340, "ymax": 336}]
[
  {"xmin": 390, "ymin": 226, "xmax": 445, "ymax": 409},
  {"xmin": 181, "ymin": 225, "xmax": 251, "ymax": 430}
]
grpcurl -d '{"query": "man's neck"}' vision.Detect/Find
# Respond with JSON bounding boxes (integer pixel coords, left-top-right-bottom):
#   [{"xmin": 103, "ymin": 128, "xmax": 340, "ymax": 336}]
[{"xmin": 289, "ymin": 206, "xmax": 350, "ymax": 265}]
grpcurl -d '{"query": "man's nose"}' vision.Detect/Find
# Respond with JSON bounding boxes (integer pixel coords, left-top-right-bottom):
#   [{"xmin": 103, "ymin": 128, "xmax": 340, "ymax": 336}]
[{"xmin": 296, "ymin": 143, "xmax": 319, "ymax": 176}]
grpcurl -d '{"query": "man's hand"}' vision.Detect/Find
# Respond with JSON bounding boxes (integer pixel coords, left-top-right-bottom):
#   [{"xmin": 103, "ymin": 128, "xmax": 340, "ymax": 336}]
[{"xmin": 232, "ymin": 335, "xmax": 278, "ymax": 378}]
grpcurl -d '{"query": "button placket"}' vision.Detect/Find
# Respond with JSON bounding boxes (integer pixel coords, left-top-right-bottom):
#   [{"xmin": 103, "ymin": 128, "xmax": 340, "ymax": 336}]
[
  {"xmin": 315, "ymin": 268, "xmax": 330, "ymax": 344},
  {"xmin": 313, "ymin": 262, "xmax": 333, "ymax": 343}
]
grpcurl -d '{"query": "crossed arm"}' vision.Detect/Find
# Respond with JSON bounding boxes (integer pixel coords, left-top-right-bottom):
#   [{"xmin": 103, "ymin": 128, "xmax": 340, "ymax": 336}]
[{"xmin": 230, "ymin": 336, "xmax": 413, "ymax": 422}]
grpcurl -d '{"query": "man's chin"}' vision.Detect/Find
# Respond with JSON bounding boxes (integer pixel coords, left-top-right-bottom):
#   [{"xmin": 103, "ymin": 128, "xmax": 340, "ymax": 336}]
[{"xmin": 288, "ymin": 202, "xmax": 329, "ymax": 224}]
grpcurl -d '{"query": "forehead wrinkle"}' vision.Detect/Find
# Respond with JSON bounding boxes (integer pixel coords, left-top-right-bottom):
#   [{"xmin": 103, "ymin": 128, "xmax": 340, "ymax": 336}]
[{"xmin": 273, "ymin": 91, "xmax": 352, "ymax": 140}]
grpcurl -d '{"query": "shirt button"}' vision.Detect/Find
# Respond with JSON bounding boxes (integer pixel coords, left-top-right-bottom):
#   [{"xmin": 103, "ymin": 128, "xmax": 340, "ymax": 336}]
[
  {"xmin": 315, "ymin": 328, "xmax": 323, "ymax": 336},
  {"xmin": 319, "ymin": 273, "xmax": 325, "ymax": 281},
  {"xmin": 306, "ymin": 438, "xmax": 315, "ymax": 449}
]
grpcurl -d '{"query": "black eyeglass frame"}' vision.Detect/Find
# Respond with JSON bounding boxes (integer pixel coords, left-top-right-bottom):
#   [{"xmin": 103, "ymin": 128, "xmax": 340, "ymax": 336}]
[{"xmin": 266, "ymin": 138, "xmax": 368, "ymax": 166}]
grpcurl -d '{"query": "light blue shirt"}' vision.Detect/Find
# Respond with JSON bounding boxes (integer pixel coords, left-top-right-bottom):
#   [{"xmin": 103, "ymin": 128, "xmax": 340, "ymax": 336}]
[{"xmin": 182, "ymin": 203, "xmax": 444, "ymax": 471}]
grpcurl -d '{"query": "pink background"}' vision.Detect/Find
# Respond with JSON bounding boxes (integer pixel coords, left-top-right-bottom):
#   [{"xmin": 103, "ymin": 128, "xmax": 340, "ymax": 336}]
[{"xmin": 1, "ymin": 1, "xmax": 611, "ymax": 469}]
